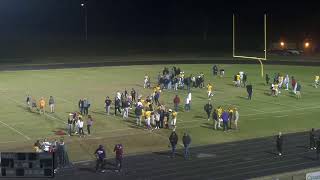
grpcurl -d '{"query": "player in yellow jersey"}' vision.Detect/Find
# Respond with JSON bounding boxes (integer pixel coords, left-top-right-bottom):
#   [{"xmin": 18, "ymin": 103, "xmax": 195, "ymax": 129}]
[
  {"xmin": 274, "ymin": 83, "xmax": 279, "ymax": 96},
  {"xmin": 207, "ymin": 83, "xmax": 213, "ymax": 98},
  {"xmin": 144, "ymin": 110, "xmax": 152, "ymax": 130},
  {"xmin": 278, "ymin": 75, "xmax": 284, "ymax": 89},
  {"xmin": 39, "ymin": 97, "xmax": 46, "ymax": 114},
  {"xmin": 236, "ymin": 74, "xmax": 241, "ymax": 87},
  {"xmin": 171, "ymin": 110, "xmax": 177, "ymax": 131},
  {"xmin": 217, "ymin": 106, "xmax": 223, "ymax": 128},
  {"xmin": 314, "ymin": 75, "xmax": 319, "ymax": 88}
]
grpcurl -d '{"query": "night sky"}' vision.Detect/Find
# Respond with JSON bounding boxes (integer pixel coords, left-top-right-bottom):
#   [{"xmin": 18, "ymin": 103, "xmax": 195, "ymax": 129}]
[{"xmin": 0, "ymin": 0, "xmax": 319, "ymax": 57}]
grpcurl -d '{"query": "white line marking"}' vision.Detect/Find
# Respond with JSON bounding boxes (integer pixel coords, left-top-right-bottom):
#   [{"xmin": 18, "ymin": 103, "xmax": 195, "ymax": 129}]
[
  {"xmin": 274, "ymin": 115, "xmax": 289, "ymax": 118},
  {"xmin": 0, "ymin": 120, "xmax": 31, "ymax": 140},
  {"xmin": 242, "ymin": 106, "xmax": 320, "ymax": 117}
]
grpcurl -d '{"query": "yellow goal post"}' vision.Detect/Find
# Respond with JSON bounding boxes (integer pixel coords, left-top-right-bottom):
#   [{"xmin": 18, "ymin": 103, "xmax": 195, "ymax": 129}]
[{"xmin": 232, "ymin": 13, "xmax": 267, "ymax": 78}]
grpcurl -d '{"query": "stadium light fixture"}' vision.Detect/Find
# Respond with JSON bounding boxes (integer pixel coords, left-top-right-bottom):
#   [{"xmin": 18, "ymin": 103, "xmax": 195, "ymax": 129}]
[
  {"xmin": 280, "ymin": 41, "xmax": 285, "ymax": 47},
  {"xmin": 304, "ymin": 42, "xmax": 310, "ymax": 48},
  {"xmin": 81, "ymin": 2, "xmax": 88, "ymax": 40}
]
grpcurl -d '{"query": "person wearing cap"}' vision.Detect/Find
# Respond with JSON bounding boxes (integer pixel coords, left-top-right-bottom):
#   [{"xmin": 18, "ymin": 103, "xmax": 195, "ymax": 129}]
[
  {"xmin": 39, "ymin": 97, "xmax": 46, "ymax": 114},
  {"xmin": 94, "ymin": 145, "xmax": 106, "ymax": 172},
  {"xmin": 104, "ymin": 96, "xmax": 112, "ymax": 115},
  {"xmin": 182, "ymin": 132, "xmax": 191, "ymax": 160}
]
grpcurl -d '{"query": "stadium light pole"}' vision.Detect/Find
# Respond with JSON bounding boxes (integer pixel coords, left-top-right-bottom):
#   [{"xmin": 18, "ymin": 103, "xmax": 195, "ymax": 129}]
[{"xmin": 81, "ymin": 2, "xmax": 88, "ymax": 41}]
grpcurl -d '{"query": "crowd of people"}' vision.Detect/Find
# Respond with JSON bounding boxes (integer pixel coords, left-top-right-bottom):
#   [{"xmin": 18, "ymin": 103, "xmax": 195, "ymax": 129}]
[
  {"xmin": 26, "ymin": 95, "xmax": 55, "ymax": 114},
  {"xmin": 266, "ymin": 73, "xmax": 302, "ymax": 99},
  {"xmin": 33, "ymin": 138, "xmax": 70, "ymax": 173}
]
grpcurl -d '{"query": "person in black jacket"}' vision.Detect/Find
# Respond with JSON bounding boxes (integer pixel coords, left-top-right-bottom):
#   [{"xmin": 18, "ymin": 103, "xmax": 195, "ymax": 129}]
[
  {"xmin": 78, "ymin": 98, "xmax": 84, "ymax": 115},
  {"xmin": 131, "ymin": 88, "xmax": 136, "ymax": 102},
  {"xmin": 159, "ymin": 109, "xmax": 165, "ymax": 128},
  {"xmin": 182, "ymin": 132, "xmax": 191, "ymax": 160},
  {"xmin": 310, "ymin": 128, "xmax": 316, "ymax": 150},
  {"xmin": 114, "ymin": 98, "xmax": 121, "ymax": 116},
  {"xmin": 246, "ymin": 83, "xmax": 253, "ymax": 100},
  {"xmin": 276, "ymin": 132, "xmax": 283, "ymax": 156},
  {"xmin": 169, "ymin": 131, "xmax": 178, "ymax": 158},
  {"xmin": 94, "ymin": 145, "xmax": 106, "ymax": 173},
  {"xmin": 204, "ymin": 101, "xmax": 213, "ymax": 121},
  {"xmin": 212, "ymin": 109, "xmax": 218, "ymax": 130}
]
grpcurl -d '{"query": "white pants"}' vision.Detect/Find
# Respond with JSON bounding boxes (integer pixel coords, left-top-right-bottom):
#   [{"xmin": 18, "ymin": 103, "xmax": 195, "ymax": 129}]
[
  {"xmin": 144, "ymin": 79, "xmax": 148, "ymax": 88},
  {"xmin": 285, "ymin": 82, "xmax": 289, "ymax": 90},
  {"xmin": 236, "ymin": 80, "xmax": 240, "ymax": 87},
  {"xmin": 136, "ymin": 115, "xmax": 142, "ymax": 126},
  {"xmin": 50, "ymin": 104, "xmax": 55, "ymax": 112},
  {"xmin": 146, "ymin": 117, "xmax": 151, "ymax": 127},
  {"xmin": 123, "ymin": 108, "xmax": 129, "ymax": 119}
]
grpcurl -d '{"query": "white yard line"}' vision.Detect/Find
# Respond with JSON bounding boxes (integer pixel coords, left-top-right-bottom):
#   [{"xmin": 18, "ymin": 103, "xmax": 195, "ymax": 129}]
[
  {"xmin": 274, "ymin": 115, "xmax": 289, "ymax": 118},
  {"xmin": 241, "ymin": 106, "xmax": 320, "ymax": 117},
  {"xmin": 0, "ymin": 120, "xmax": 31, "ymax": 140}
]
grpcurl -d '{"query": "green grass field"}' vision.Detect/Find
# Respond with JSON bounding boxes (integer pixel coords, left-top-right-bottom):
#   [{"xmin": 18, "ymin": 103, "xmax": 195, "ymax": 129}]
[{"xmin": 0, "ymin": 64, "xmax": 319, "ymax": 162}]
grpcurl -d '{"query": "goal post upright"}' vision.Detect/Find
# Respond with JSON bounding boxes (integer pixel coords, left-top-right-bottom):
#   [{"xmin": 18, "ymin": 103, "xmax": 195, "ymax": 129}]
[{"xmin": 232, "ymin": 13, "xmax": 267, "ymax": 78}]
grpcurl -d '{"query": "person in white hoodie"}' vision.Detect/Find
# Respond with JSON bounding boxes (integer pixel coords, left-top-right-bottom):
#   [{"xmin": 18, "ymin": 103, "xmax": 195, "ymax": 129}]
[
  {"xmin": 284, "ymin": 74, "xmax": 290, "ymax": 91},
  {"xmin": 77, "ymin": 117, "xmax": 84, "ymax": 137}
]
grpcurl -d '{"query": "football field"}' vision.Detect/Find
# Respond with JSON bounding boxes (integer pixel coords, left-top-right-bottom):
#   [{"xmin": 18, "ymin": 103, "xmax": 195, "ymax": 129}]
[{"xmin": 0, "ymin": 63, "xmax": 319, "ymax": 162}]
